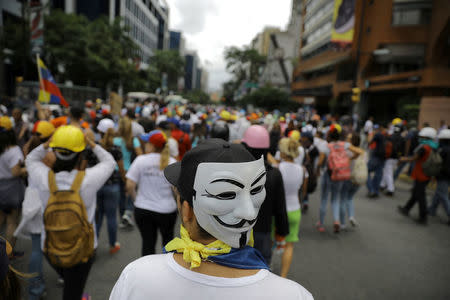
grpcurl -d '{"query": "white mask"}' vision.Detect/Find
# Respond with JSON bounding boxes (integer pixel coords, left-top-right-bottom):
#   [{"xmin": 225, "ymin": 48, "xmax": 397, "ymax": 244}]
[{"xmin": 192, "ymin": 157, "xmax": 266, "ymax": 248}]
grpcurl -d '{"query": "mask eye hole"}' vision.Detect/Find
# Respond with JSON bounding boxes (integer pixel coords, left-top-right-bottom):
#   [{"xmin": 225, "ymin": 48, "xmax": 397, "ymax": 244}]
[
  {"xmin": 216, "ymin": 192, "xmax": 236, "ymax": 200},
  {"xmin": 250, "ymin": 185, "xmax": 264, "ymax": 195}
]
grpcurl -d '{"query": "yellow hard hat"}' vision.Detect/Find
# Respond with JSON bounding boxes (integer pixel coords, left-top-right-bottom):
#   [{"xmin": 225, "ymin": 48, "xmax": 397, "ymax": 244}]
[
  {"xmin": 230, "ymin": 114, "xmax": 238, "ymax": 121},
  {"xmin": 0, "ymin": 116, "xmax": 12, "ymax": 130},
  {"xmin": 33, "ymin": 121, "xmax": 55, "ymax": 138},
  {"xmin": 392, "ymin": 118, "xmax": 402, "ymax": 125},
  {"xmin": 289, "ymin": 130, "xmax": 301, "ymax": 141},
  {"xmin": 49, "ymin": 125, "xmax": 86, "ymax": 153},
  {"xmin": 220, "ymin": 110, "xmax": 231, "ymax": 121}
]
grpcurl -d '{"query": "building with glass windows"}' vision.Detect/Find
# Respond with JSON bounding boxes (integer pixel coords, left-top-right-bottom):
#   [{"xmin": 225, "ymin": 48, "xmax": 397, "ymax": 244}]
[
  {"xmin": 51, "ymin": 0, "xmax": 169, "ymax": 68},
  {"xmin": 292, "ymin": 0, "xmax": 450, "ymax": 126}
]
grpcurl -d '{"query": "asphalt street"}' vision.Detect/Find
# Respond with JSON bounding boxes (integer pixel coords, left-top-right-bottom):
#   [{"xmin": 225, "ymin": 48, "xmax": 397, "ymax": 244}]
[{"xmin": 10, "ymin": 179, "xmax": 450, "ymax": 300}]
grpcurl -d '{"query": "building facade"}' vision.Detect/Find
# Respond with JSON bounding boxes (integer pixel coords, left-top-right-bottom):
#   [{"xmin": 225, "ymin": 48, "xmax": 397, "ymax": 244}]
[
  {"xmin": 184, "ymin": 51, "xmax": 199, "ymax": 91},
  {"xmin": 51, "ymin": 0, "xmax": 169, "ymax": 67},
  {"xmin": 251, "ymin": 26, "xmax": 281, "ymax": 56},
  {"xmin": 291, "ymin": 0, "xmax": 450, "ymax": 125},
  {"xmin": 169, "ymin": 30, "xmax": 186, "ymax": 54}
]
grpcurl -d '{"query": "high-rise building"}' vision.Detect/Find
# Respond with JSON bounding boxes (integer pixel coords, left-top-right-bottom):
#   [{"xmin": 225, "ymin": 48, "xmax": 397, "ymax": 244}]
[
  {"xmin": 291, "ymin": 0, "xmax": 450, "ymax": 125},
  {"xmin": 50, "ymin": 0, "xmax": 169, "ymax": 67},
  {"xmin": 184, "ymin": 51, "xmax": 199, "ymax": 91},
  {"xmin": 251, "ymin": 27, "xmax": 281, "ymax": 56},
  {"xmin": 169, "ymin": 30, "xmax": 186, "ymax": 55}
]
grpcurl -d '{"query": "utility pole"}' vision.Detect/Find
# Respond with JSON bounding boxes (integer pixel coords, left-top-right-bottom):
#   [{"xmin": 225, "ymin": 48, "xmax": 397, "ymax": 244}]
[{"xmin": 352, "ymin": 0, "xmax": 367, "ymax": 115}]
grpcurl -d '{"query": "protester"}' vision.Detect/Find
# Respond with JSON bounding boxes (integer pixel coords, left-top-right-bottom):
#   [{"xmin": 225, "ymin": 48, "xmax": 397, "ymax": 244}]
[
  {"xmin": 366, "ymin": 125, "xmax": 386, "ymax": 198},
  {"xmin": 168, "ymin": 117, "xmax": 192, "ymax": 160},
  {"xmin": 317, "ymin": 124, "xmax": 363, "ymax": 233},
  {"xmin": 26, "ymin": 125, "xmax": 116, "ymax": 300},
  {"xmin": 110, "ymin": 139, "xmax": 313, "ymax": 299},
  {"xmin": 277, "ymin": 137, "xmax": 306, "ymax": 277},
  {"xmin": 242, "ymin": 125, "xmax": 289, "ymax": 266},
  {"xmin": 12, "ymin": 107, "xmax": 30, "ymax": 149},
  {"xmin": 96, "ymin": 119, "xmax": 125, "ymax": 254},
  {"xmin": 340, "ymin": 134, "xmax": 365, "ymax": 228},
  {"xmin": 14, "ymin": 120, "xmax": 55, "ymax": 300},
  {"xmin": 427, "ymin": 129, "xmax": 450, "ymax": 224},
  {"xmin": 0, "ymin": 116, "xmax": 26, "ymax": 256},
  {"xmin": 114, "ymin": 117, "xmax": 143, "ymax": 228},
  {"xmin": 0, "ymin": 237, "xmax": 21, "ymax": 300},
  {"xmin": 398, "ymin": 127, "xmax": 438, "ymax": 225},
  {"xmin": 126, "ymin": 130, "xmax": 177, "ymax": 256},
  {"xmin": 300, "ymin": 131, "xmax": 319, "ymax": 212}
]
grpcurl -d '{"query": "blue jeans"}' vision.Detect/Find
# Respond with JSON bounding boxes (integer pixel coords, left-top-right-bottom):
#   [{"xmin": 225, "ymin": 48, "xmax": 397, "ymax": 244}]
[
  {"xmin": 320, "ymin": 172, "xmax": 343, "ymax": 224},
  {"xmin": 428, "ymin": 179, "xmax": 450, "ymax": 217},
  {"xmin": 119, "ymin": 180, "xmax": 134, "ymax": 217},
  {"xmin": 29, "ymin": 234, "xmax": 45, "ymax": 300},
  {"xmin": 340, "ymin": 180, "xmax": 360, "ymax": 225},
  {"xmin": 96, "ymin": 183, "xmax": 120, "ymax": 247},
  {"xmin": 367, "ymin": 157, "xmax": 385, "ymax": 196}
]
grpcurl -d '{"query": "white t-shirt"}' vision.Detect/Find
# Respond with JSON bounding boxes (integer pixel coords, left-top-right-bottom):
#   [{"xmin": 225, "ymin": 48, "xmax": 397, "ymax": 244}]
[
  {"xmin": 0, "ymin": 146, "xmax": 24, "ymax": 179},
  {"xmin": 132, "ymin": 121, "xmax": 145, "ymax": 137},
  {"xmin": 364, "ymin": 120, "xmax": 373, "ymax": 134},
  {"xmin": 110, "ymin": 253, "xmax": 313, "ymax": 300},
  {"xmin": 275, "ymin": 146, "xmax": 305, "ymax": 167},
  {"xmin": 279, "ymin": 161, "xmax": 304, "ymax": 212},
  {"xmin": 168, "ymin": 137, "xmax": 179, "ymax": 159},
  {"xmin": 126, "ymin": 153, "xmax": 177, "ymax": 214}
]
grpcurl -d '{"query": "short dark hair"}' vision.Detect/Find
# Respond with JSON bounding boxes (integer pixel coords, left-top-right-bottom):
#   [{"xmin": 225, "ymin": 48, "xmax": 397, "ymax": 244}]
[
  {"xmin": 70, "ymin": 107, "xmax": 84, "ymax": 120},
  {"xmin": 0, "ymin": 130, "xmax": 17, "ymax": 154},
  {"xmin": 351, "ymin": 134, "xmax": 361, "ymax": 147}
]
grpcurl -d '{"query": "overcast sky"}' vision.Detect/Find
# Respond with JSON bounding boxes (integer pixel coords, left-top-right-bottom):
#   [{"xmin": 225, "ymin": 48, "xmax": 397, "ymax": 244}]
[{"xmin": 165, "ymin": 0, "xmax": 292, "ymax": 92}]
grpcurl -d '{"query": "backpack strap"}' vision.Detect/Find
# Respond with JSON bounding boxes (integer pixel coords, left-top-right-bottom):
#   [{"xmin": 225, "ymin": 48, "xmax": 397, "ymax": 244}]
[
  {"xmin": 71, "ymin": 171, "xmax": 86, "ymax": 192},
  {"xmin": 48, "ymin": 171, "xmax": 58, "ymax": 194}
]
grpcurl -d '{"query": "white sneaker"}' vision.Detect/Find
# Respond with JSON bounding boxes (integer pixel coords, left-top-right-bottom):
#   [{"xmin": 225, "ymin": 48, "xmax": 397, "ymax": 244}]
[
  {"xmin": 122, "ymin": 212, "xmax": 134, "ymax": 227},
  {"xmin": 349, "ymin": 218, "xmax": 358, "ymax": 227}
]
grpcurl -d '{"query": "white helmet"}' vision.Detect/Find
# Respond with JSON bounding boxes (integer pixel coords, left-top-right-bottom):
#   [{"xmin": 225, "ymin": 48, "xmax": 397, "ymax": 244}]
[
  {"xmin": 418, "ymin": 127, "xmax": 437, "ymax": 139},
  {"xmin": 438, "ymin": 129, "xmax": 450, "ymax": 140}
]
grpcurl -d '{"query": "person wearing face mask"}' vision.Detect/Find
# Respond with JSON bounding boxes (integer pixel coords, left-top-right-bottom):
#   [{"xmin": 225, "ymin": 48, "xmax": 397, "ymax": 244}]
[
  {"xmin": 126, "ymin": 130, "xmax": 178, "ymax": 256},
  {"xmin": 398, "ymin": 127, "xmax": 439, "ymax": 225},
  {"xmin": 110, "ymin": 139, "xmax": 313, "ymax": 300}
]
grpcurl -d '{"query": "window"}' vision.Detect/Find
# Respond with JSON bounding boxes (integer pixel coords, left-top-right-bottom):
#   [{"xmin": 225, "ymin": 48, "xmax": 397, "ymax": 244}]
[{"xmin": 392, "ymin": 1, "xmax": 432, "ymax": 26}]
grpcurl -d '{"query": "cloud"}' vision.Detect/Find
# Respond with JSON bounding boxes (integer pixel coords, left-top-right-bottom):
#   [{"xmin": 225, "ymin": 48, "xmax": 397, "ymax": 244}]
[{"xmin": 172, "ymin": 0, "xmax": 218, "ymax": 35}]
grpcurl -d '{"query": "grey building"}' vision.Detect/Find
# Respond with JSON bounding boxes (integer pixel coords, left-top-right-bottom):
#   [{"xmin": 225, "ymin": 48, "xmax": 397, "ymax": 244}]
[{"xmin": 50, "ymin": 0, "xmax": 170, "ymax": 67}]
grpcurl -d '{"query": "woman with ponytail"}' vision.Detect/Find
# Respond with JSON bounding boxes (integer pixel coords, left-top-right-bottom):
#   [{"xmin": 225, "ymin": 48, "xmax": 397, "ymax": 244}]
[
  {"xmin": 96, "ymin": 119, "xmax": 125, "ymax": 254},
  {"xmin": 126, "ymin": 130, "xmax": 177, "ymax": 256},
  {"xmin": 277, "ymin": 137, "xmax": 306, "ymax": 278}
]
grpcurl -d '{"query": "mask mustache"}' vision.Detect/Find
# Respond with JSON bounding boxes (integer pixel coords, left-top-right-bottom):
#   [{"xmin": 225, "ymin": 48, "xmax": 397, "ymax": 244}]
[{"xmin": 213, "ymin": 216, "xmax": 257, "ymax": 228}]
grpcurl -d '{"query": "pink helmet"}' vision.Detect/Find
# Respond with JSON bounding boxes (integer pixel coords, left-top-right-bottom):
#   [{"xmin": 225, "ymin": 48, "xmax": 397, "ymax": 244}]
[{"xmin": 242, "ymin": 125, "xmax": 270, "ymax": 149}]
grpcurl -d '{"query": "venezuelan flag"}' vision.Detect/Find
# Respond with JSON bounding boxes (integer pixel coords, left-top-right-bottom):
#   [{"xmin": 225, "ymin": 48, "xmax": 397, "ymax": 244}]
[{"xmin": 37, "ymin": 57, "xmax": 69, "ymax": 107}]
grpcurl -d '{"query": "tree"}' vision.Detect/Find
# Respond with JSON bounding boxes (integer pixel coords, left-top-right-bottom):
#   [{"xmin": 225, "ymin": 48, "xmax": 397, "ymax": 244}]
[
  {"xmin": 151, "ymin": 50, "xmax": 185, "ymax": 91},
  {"xmin": 183, "ymin": 89, "xmax": 211, "ymax": 104},
  {"xmin": 222, "ymin": 46, "xmax": 266, "ymax": 103},
  {"xmin": 239, "ymin": 85, "xmax": 299, "ymax": 111}
]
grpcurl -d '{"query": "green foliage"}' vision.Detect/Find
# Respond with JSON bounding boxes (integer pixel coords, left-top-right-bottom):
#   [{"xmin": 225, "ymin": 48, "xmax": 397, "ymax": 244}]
[
  {"xmin": 151, "ymin": 50, "xmax": 185, "ymax": 91},
  {"xmin": 222, "ymin": 46, "xmax": 266, "ymax": 103},
  {"xmin": 183, "ymin": 89, "xmax": 211, "ymax": 104},
  {"xmin": 239, "ymin": 85, "xmax": 298, "ymax": 111}
]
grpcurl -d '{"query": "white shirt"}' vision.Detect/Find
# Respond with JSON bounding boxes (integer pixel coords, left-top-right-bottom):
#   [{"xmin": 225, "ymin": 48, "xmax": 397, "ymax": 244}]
[
  {"xmin": 0, "ymin": 146, "xmax": 23, "ymax": 179},
  {"xmin": 279, "ymin": 161, "xmax": 304, "ymax": 212},
  {"xmin": 168, "ymin": 137, "xmax": 179, "ymax": 159},
  {"xmin": 126, "ymin": 153, "xmax": 177, "ymax": 214},
  {"xmin": 110, "ymin": 253, "xmax": 313, "ymax": 300},
  {"xmin": 275, "ymin": 147, "xmax": 305, "ymax": 167},
  {"xmin": 131, "ymin": 121, "xmax": 145, "ymax": 137},
  {"xmin": 364, "ymin": 120, "xmax": 374, "ymax": 134},
  {"xmin": 25, "ymin": 144, "xmax": 116, "ymax": 249}
]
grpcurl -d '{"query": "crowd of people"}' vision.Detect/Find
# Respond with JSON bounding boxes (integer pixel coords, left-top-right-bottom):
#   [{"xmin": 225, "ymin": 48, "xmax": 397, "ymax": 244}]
[{"xmin": 0, "ymin": 97, "xmax": 449, "ymax": 300}]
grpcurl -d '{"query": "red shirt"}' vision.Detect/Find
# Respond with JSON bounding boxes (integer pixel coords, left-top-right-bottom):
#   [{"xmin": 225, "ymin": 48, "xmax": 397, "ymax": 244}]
[
  {"xmin": 411, "ymin": 144, "xmax": 431, "ymax": 182},
  {"xmin": 171, "ymin": 129, "xmax": 191, "ymax": 160}
]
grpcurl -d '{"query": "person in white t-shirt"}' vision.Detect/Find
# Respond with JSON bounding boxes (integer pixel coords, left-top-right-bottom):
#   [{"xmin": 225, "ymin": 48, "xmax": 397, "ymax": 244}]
[
  {"xmin": 278, "ymin": 137, "xmax": 306, "ymax": 278},
  {"xmin": 0, "ymin": 116, "xmax": 26, "ymax": 256},
  {"xmin": 126, "ymin": 130, "xmax": 177, "ymax": 256},
  {"xmin": 110, "ymin": 139, "xmax": 313, "ymax": 300}
]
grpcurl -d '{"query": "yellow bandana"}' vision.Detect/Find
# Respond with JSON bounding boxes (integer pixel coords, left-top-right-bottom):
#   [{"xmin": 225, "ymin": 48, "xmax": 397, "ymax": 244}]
[{"xmin": 165, "ymin": 225, "xmax": 232, "ymax": 269}]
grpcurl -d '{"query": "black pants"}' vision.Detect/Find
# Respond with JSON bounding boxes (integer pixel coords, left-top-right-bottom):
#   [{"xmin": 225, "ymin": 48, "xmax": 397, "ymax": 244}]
[
  {"xmin": 404, "ymin": 180, "xmax": 429, "ymax": 221},
  {"xmin": 134, "ymin": 207, "xmax": 177, "ymax": 256},
  {"xmin": 46, "ymin": 254, "xmax": 95, "ymax": 300}
]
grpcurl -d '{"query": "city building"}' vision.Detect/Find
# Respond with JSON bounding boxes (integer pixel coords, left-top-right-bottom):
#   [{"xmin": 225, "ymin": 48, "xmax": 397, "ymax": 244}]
[
  {"xmin": 0, "ymin": 0, "xmax": 23, "ymax": 96},
  {"xmin": 184, "ymin": 51, "xmax": 199, "ymax": 91},
  {"xmin": 51, "ymin": 0, "xmax": 170, "ymax": 68},
  {"xmin": 291, "ymin": 0, "xmax": 450, "ymax": 125},
  {"xmin": 169, "ymin": 30, "xmax": 186, "ymax": 55},
  {"xmin": 251, "ymin": 26, "xmax": 281, "ymax": 56},
  {"xmin": 259, "ymin": 0, "xmax": 304, "ymax": 91}
]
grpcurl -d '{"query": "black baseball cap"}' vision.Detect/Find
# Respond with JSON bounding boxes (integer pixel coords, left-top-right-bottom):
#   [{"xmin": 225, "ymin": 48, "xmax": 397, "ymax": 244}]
[{"xmin": 164, "ymin": 139, "xmax": 256, "ymax": 204}]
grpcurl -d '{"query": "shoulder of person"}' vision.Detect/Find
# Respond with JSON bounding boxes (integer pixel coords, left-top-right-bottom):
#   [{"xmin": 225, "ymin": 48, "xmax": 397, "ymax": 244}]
[{"xmin": 265, "ymin": 273, "xmax": 314, "ymax": 300}]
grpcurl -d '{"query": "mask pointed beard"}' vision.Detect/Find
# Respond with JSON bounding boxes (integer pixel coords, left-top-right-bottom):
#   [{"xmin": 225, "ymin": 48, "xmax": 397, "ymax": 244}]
[{"xmin": 192, "ymin": 157, "xmax": 266, "ymax": 248}]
